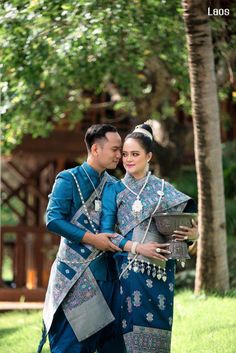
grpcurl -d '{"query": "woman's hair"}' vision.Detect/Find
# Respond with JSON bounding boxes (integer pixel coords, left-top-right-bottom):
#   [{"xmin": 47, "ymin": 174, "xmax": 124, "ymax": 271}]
[{"xmin": 125, "ymin": 123, "xmax": 153, "ymax": 153}]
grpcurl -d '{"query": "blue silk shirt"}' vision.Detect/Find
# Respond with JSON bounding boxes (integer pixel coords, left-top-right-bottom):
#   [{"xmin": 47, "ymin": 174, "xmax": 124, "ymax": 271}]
[{"xmin": 46, "ymin": 162, "xmax": 117, "ymax": 280}]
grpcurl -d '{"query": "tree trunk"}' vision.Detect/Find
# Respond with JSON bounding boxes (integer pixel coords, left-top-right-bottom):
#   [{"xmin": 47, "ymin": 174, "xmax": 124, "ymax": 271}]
[{"xmin": 182, "ymin": 0, "xmax": 229, "ymax": 292}]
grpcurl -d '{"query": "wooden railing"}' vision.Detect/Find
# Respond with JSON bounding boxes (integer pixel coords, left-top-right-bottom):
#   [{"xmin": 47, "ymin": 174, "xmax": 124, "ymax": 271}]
[{"xmin": 0, "ymin": 225, "xmax": 59, "ymax": 301}]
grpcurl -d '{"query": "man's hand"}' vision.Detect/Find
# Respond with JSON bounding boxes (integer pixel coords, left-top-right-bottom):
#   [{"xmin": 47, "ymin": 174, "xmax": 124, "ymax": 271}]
[{"xmin": 82, "ymin": 232, "xmax": 121, "ymax": 252}]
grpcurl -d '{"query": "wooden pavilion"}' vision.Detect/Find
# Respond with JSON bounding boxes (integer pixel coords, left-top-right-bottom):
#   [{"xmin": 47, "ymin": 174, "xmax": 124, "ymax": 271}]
[{"xmin": 0, "ymin": 106, "xmax": 131, "ymax": 302}]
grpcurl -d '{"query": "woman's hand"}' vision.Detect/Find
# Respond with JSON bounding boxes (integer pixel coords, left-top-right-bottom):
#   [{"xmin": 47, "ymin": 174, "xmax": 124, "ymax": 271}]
[
  {"xmin": 136, "ymin": 242, "xmax": 171, "ymax": 261},
  {"xmin": 172, "ymin": 219, "xmax": 198, "ymax": 242}
]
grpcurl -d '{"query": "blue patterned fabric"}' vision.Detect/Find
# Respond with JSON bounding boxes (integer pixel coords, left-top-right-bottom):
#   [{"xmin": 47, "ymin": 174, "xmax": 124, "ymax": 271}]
[
  {"xmin": 116, "ymin": 256, "xmax": 175, "ymax": 335},
  {"xmin": 49, "ymin": 280, "xmax": 126, "ymax": 353},
  {"xmin": 40, "ymin": 162, "xmax": 126, "ymax": 353},
  {"xmin": 101, "ymin": 174, "xmax": 191, "ymax": 247},
  {"xmin": 100, "ymin": 173, "xmax": 193, "ymax": 353},
  {"xmin": 46, "ymin": 161, "xmax": 118, "ymax": 281},
  {"xmin": 47, "ymin": 162, "xmax": 105, "ymax": 243}
]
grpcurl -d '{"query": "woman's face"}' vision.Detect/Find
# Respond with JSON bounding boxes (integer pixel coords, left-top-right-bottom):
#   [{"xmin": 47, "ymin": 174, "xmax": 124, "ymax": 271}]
[{"xmin": 122, "ymin": 138, "xmax": 152, "ymax": 179}]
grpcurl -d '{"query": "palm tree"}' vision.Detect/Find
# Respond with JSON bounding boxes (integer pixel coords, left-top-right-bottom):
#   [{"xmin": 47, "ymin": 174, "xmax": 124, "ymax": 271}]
[{"xmin": 182, "ymin": 0, "xmax": 229, "ymax": 292}]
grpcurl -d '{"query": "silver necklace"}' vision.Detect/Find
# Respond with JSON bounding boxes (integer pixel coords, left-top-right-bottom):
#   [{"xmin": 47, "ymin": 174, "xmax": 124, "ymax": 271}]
[
  {"xmin": 119, "ymin": 179, "xmax": 165, "ymax": 280},
  {"xmin": 122, "ymin": 171, "xmax": 151, "ymax": 216},
  {"xmin": 68, "ymin": 171, "xmax": 105, "ymax": 264},
  {"xmin": 81, "ymin": 165, "xmax": 102, "ymax": 212},
  {"xmin": 69, "ymin": 171, "xmax": 98, "ymax": 234}
]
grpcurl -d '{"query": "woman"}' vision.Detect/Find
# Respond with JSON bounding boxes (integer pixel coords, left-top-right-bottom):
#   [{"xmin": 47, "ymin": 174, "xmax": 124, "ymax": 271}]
[{"xmin": 100, "ymin": 123, "xmax": 198, "ymax": 353}]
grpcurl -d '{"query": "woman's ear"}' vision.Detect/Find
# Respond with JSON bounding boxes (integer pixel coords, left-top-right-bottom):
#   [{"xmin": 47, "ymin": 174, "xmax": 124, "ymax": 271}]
[{"xmin": 147, "ymin": 152, "xmax": 152, "ymax": 162}]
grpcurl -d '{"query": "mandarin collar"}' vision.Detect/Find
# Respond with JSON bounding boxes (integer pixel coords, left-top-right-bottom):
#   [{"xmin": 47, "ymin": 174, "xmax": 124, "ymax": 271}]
[
  {"xmin": 82, "ymin": 161, "xmax": 105, "ymax": 180},
  {"xmin": 123, "ymin": 172, "xmax": 149, "ymax": 184}
]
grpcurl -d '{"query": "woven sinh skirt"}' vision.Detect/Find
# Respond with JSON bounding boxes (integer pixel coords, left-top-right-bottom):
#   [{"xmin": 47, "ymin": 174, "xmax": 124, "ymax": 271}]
[{"xmin": 117, "ymin": 255, "xmax": 176, "ymax": 353}]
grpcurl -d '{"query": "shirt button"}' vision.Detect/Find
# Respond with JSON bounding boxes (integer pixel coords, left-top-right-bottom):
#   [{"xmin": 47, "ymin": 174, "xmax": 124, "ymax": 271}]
[
  {"xmin": 81, "ymin": 249, "xmax": 85, "ymax": 253},
  {"xmin": 65, "ymin": 269, "xmax": 70, "ymax": 274},
  {"xmin": 84, "ymin": 220, "xmax": 88, "ymax": 224}
]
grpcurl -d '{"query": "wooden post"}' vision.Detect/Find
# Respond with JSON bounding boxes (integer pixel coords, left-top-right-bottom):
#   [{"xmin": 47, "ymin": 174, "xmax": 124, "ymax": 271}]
[
  {"xmin": 15, "ymin": 231, "xmax": 26, "ymax": 287},
  {"xmin": 25, "ymin": 232, "xmax": 37, "ymax": 289},
  {"xmin": 0, "ymin": 232, "xmax": 4, "ymax": 287}
]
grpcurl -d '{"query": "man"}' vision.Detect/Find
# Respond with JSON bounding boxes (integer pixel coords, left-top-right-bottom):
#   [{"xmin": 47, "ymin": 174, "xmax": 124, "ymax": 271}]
[{"xmin": 38, "ymin": 124, "xmax": 126, "ymax": 353}]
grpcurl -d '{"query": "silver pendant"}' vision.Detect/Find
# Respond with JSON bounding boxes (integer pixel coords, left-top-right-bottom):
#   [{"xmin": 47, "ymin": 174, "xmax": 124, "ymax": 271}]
[
  {"xmin": 156, "ymin": 267, "xmax": 162, "ymax": 280},
  {"xmin": 133, "ymin": 261, "xmax": 139, "ymax": 272},
  {"xmin": 147, "ymin": 262, "xmax": 151, "ymax": 276},
  {"xmin": 132, "ymin": 199, "xmax": 143, "ymax": 215},
  {"xmin": 95, "ymin": 199, "xmax": 101, "ymax": 212},
  {"xmin": 162, "ymin": 274, "xmax": 167, "ymax": 282},
  {"xmin": 140, "ymin": 260, "xmax": 145, "ymax": 274},
  {"xmin": 162, "ymin": 269, "xmax": 167, "ymax": 282}
]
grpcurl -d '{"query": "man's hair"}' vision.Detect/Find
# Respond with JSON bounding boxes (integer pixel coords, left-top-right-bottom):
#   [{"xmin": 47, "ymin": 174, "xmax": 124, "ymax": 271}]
[{"xmin": 84, "ymin": 124, "xmax": 118, "ymax": 151}]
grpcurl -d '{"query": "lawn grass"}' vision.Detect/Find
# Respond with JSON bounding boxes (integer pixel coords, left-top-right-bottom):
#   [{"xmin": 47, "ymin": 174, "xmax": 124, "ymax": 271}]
[
  {"xmin": 171, "ymin": 290, "xmax": 236, "ymax": 353},
  {"xmin": 0, "ymin": 290, "xmax": 235, "ymax": 353},
  {"xmin": 0, "ymin": 310, "xmax": 50, "ymax": 353}
]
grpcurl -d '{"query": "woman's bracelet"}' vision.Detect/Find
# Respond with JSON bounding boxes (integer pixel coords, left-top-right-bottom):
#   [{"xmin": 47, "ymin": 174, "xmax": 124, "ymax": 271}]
[{"xmin": 131, "ymin": 241, "xmax": 139, "ymax": 255}]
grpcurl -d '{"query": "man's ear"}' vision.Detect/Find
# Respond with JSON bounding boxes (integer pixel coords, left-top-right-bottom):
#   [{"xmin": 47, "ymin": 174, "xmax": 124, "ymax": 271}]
[{"xmin": 91, "ymin": 143, "xmax": 99, "ymax": 157}]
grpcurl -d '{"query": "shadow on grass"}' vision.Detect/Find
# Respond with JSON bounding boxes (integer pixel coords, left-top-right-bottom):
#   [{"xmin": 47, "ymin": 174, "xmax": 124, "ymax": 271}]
[
  {"xmin": 175, "ymin": 288, "xmax": 236, "ymax": 298},
  {"xmin": 0, "ymin": 326, "xmax": 20, "ymax": 336},
  {"xmin": 196, "ymin": 289, "xmax": 236, "ymax": 298},
  {"xmin": 194, "ymin": 322, "xmax": 236, "ymax": 336},
  {"xmin": 216, "ymin": 289, "xmax": 236, "ymax": 298}
]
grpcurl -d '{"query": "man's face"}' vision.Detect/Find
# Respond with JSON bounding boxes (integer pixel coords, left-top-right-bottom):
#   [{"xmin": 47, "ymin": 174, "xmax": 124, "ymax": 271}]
[{"xmin": 97, "ymin": 132, "xmax": 122, "ymax": 169}]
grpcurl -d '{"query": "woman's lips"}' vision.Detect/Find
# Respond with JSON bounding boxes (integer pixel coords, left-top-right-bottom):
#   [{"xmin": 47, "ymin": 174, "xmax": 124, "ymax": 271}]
[{"xmin": 126, "ymin": 164, "xmax": 135, "ymax": 167}]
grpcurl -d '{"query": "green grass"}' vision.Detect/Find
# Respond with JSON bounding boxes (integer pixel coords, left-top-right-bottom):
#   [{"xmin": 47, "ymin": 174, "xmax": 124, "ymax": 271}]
[
  {"xmin": 172, "ymin": 291, "xmax": 236, "ymax": 353},
  {"xmin": 0, "ymin": 291, "xmax": 236, "ymax": 353},
  {"xmin": 0, "ymin": 310, "xmax": 50, "ymax": 353}
]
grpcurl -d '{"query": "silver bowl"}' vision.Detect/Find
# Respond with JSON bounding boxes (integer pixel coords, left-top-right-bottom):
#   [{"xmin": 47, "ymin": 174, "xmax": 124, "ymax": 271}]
[
  {"xmin": 153, "ymin": 212, "xmax": 197, "ymax": 236},
  {"xmin": 153, "ymin": 212, "xmax": 197, "ymax": 262}
]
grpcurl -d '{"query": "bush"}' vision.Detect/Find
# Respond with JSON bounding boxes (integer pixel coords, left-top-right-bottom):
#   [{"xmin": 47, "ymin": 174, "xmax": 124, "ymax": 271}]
[
  {"xmin": 227, "ymin": 235, "xmax": 236, "ymax": 289},
  {"xmin": 170, "ymin": 168, "xmax": 198, "ymax": 201},
  {"xmin": 222, "ymin": 141, "xmax": 236, "ymax": 199},
  {"xmin": 225, "ymin": 199, "xmax": 236, "ymax": 235}
]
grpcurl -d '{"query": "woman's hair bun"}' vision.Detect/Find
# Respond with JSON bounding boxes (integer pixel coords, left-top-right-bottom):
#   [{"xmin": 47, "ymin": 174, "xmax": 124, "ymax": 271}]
[{"xmin": 139, "ymin": 123, "xmax": 153, "ymax": 137}]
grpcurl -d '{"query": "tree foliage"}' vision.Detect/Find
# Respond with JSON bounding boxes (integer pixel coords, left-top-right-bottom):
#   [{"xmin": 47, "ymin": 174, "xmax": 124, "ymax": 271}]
[{"xmin": 1, "ymin": 0, "xmax": 235, "ymax": 153}]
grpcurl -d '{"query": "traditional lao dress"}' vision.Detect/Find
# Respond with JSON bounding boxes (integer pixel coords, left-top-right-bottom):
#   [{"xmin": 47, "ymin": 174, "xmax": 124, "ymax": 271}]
[
  {"xmin": 100, "ymin": 173, "xmax": 195, "ymax": 353},
  {"xmin": 39, "ymin": 162, "xmax": 125, "ymax": 353}
]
